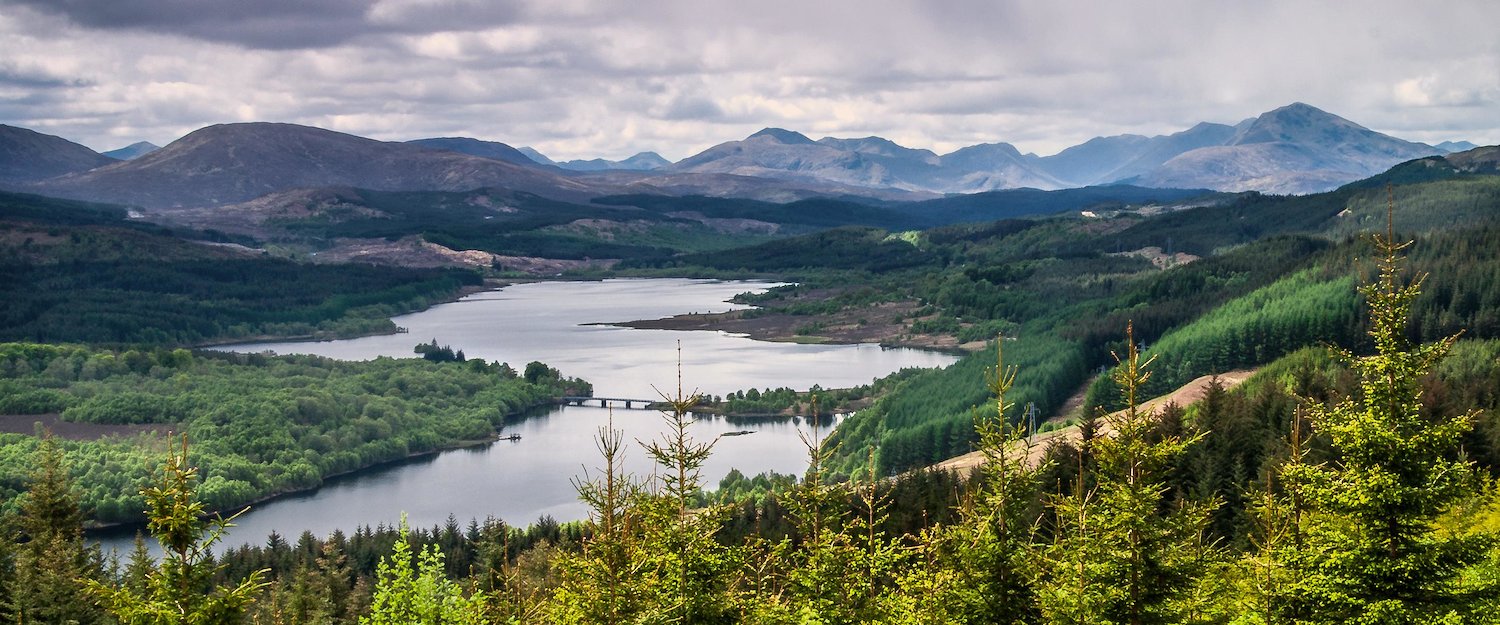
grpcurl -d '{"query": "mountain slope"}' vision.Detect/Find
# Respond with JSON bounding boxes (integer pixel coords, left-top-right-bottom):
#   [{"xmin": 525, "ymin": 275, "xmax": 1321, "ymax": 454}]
[
  {"xmin": 0, "ymin": 124, "xmax": 117, "ymax": 185},
  {"xmin": 31, "ymin": 123, "xmax": 603, "ymax": 209},
  {"xmin": 406, "ymin": 137, "xmax": 541, "ymax": 167},
  {"xmin": 1131, "ymin": 103, "xmax": 1441, "ymax": 194},
  {"xmin": 556, "ymin": 152, "xmax": 671, "ymax": 171}
]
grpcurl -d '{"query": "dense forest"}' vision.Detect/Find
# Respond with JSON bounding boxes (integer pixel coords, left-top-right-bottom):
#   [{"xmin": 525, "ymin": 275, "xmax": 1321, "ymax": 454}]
[
  {"xmin": 4, "ymin": 240, "xmax": 1499, "ymax": 622},
  {"xmin": 0, "ymin": 344, "xmax": 590, "ymax": 524}
]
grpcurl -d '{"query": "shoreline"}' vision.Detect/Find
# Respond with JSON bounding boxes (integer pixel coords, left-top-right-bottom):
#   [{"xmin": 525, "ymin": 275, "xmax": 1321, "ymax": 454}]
[
  {"xmin": 604, "ymin": 308, "xmax": 984, "ymax": 355},
  {"xmin": 83, "ymin": 409, "xmax": 550, "ymax": 535}
]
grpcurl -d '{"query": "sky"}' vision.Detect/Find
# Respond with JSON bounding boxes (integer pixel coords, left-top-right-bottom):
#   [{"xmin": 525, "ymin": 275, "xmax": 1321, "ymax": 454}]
[{"xmin": 1, "ymin": 0, "xmax": 1497, "ymax": 161}]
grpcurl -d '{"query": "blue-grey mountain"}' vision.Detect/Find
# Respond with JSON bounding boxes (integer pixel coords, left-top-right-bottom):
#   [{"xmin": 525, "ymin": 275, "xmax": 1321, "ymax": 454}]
[
  {"xmin": 102, "ymin": 141, "xmax": 161, "ymax": 160},
  {"xmin": 29, "ymin": 123, "xmax": 604, "ymax": 209},
  {"xmin": 0, "ymin": 124, "xmax": 117, "ymax": 186}
]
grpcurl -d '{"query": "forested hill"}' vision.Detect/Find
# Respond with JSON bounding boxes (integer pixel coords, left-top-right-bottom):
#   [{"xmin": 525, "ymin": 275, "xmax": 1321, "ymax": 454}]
[
  {"xmin": 637, "ymin": 152, "xmax": 1500, "ymax": 476},
  {"xmin": 0, "ymin": 344, "xmax": 590, "ymax": 524},
  {"xmin": 0, "ymin": 190, "xmax": 483, "ymax": 345}
]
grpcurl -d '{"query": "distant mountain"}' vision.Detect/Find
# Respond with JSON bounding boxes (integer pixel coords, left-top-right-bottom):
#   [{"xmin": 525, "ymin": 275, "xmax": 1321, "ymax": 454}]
[
  {"xmin": 518, "ymin": 147, "xmax": 556, "ymax": 165},
  {"xmin": 1437, "ymin": 140, "xmax": 1479, "ymax": 153},
  {"xmin": 1127, "ymin": 103, "xmax": 1442, "ymax": 194},
  {"xmin": 406, "ymin": 137, "xmax": 540, "ymax": 167},
  {"xmin": 102, "ymin": 141, "xmax": 161, "ymax": 160},
  {"xmin": 31, "ymin": 122, "xmax": 604, "ymax": 209},
  {"xmin": 1035, "ymin": 122, "xmax": 1239, "ymax": 186},
  {"xmin": 936, "ymin": 142, "xmax": 1065, "ymax": 192},
  {"xmin": 671, "ymin": 128, "xmax": 907, "ymax": 188},
  {"xmin": 672, "ymin": 128, "xmax": 1061, "ymax": 192},
  {"xmin": 0, "ymin": 124, "xmax": 117, "ymax": 185},
  {"xmin": 556, "ymin": 152, "xmax": 671, "ymax": 171},
  {"xmin": 1442, "ymin": 145, "xmax": 1500, "ymax": 175},
  {"xmin": 668, "ymin": 104, "xmax": 1444, "ymax": 195},
  {"xmin": 514, "ymin": 146, "xmax": 668, "ymax": 171}
]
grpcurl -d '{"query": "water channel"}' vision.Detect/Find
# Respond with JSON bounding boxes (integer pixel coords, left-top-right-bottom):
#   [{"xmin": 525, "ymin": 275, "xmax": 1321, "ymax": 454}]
[{"xmin": 95, "ymin": 278, "xmax": 957, "ymax": 554}]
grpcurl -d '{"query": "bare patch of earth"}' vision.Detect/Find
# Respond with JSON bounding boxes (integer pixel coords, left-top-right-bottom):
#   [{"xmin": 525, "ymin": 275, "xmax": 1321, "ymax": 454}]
[
  {"xmin": 0, "ymin": 414, "xmax": 175, "ymax": 441},
  {"xmin": 665, "ymin": 212, "xmax": 781, "ymax": 235},
  {"xmin": 608, "ymin": 299, "xmax": 984, "ymax": 353},
  {"xmin": 1110, "ymin": 246, "xmax": 1200, "ymax": 269},
  {"xmin": 930, "ymin": 369, "xmax": 1257, "ymax": 475},
  {"xmin": 310, "ymin": 236, "xmax": 619, "ymax": 274}
]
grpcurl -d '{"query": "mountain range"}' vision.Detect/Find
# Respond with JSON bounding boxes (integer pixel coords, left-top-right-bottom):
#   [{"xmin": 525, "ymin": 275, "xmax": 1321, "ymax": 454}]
[{"xmin": 0, "ymin": 103, "xmax": 1478, "ymax": 209}]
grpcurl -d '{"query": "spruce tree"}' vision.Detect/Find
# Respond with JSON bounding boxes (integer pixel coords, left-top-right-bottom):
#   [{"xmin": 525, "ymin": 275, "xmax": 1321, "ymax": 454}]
[
  {"xmin": 550, "ymin": 412, "xmax": 648, "ymax": 624},
  {"xmin": 4, "ymin": 434, "xmax": 108, "ymax": 625},
  {"xmin": 1277, "ymin": 220, "xmax": 1499, "ymax": 624},
  {"xmin": 911, "ymin": 337, "xmax": 1045, "ymax": 624},
  {"xmin": 1038, "ymin": 323, "xmax": 1217, "ymax": 625},
  {"xmin": 636, "ymin": 349, "xmax": 738, "ymax": 624},
  {"xmin": 87, "ymin": 434, "xmax": 269, "ymax": 625}
]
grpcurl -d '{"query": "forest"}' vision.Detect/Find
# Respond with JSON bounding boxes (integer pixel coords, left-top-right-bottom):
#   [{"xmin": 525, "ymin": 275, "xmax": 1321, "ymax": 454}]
[
  {"xmin": 0, "ymin": 344, "xmax": 590, "ymax": 524},
  {"xmin": 4, "ymin": 236, "xmax": 1500, "ymax": 623},
  {"xmin": 2, "ymin": 152, "xmax": 1500, "ymax": 622}
]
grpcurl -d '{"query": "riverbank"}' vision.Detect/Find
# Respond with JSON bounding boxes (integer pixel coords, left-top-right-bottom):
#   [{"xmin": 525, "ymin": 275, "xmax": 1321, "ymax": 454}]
[
  {"xmin": 607, "ymin": 300, "xmax": 986, "ymax": 354},
  {"xmin": 81, "ymin": 412, "xmax": 544, "ymax": 534}
]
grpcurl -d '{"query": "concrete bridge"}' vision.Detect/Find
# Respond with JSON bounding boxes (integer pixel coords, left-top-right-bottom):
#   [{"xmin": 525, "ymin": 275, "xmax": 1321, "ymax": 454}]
[{"xmin": 559, "ymin": 396, "xmax": 662, "ymax": 410}]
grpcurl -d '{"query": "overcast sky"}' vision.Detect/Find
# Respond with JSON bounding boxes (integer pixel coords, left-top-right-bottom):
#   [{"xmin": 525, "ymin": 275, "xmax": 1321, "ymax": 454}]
[{"xmin": 2, "ymin": 0, "xmax": 1496, "ymax": 160}]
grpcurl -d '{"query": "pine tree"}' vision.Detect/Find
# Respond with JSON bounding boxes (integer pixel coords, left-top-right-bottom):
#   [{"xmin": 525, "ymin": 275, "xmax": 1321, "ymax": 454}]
[
  {"xmin": 635, "ymin": 346, "xmax": 739, "ymax": 623},
  {"xmin": 87, "ymin": 434, "xmax": 269, "ymax": 625},
  {"xmin": 911, "ymin": 336, "xmax": 1045, "ymax": 624},
  {"xmin": 1038, "ymin": 323, "xmax": 1217, "ymax": 625},
  {"xmin": 550, "ymin": 411, "xmax": 648, "ymax": 624},
  {"xmin": 1277, "ymin": 217, "xmax": 1499, "ymax": 624},
  {"xmin": 4, "ymin": 434, "xmax": 108, "ymax": 625}
]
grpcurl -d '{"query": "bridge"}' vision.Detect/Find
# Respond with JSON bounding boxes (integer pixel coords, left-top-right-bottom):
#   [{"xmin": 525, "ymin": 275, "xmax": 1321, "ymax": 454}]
[{"xmin": 559, "ymin": 396, "xmax": 663, "ymax": 410}]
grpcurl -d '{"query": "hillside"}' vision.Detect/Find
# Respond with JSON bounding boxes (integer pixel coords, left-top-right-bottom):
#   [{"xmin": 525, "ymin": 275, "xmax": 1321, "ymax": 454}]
[
  {"xmin": 1130, "ymin": 103, "xmax": 1442, "ymax": 193},
  {"xmin": 0, "ymin": 124, "xmax": 117, "ymax": 186},
  {"xmin": 29, "ymin": 123, "xmax": 605, "ymax": 209}
]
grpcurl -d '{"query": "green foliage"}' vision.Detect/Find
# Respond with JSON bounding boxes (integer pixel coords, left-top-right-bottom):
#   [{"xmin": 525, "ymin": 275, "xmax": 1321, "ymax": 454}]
[
  {"xmin": 1088, "ymin": 270, "xmax": 1361, "ymax": 411},
  {"xmin": 1037, "ymin": 324, "xmax": 1217, "ymax": 625},
  {"xmin": 1275, "ymin": 229, "xmax": 1499, "ymax": 624},
  {"xmin": 915, "ymin": 339, "xmax": 1046, "ymax": 624},
  {"xmin": 0, "ymin": 344, "xmax": 586, "ymax": 524},
  {"xmin": 362, "ymin": 516, "xmax": 487, "ymax": 625},
  {"xmin": 2, "ymin": 435, "xmax": 108, "ymax": 625},
  {"xmin": 87, "ymin": 435, "xmax": 269, "ymax": 624},
  {"xmin": 0, "ymin": 256, "xmax": 479, "ymax": 345},
  {"xmin": 656, "ymin": 226, "xmax": 939, "ymax": 273}
]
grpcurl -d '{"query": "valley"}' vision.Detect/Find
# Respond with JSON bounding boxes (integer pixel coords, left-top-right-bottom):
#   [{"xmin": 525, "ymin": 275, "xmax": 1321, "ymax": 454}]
[{"xmin": 3, "ymin": 108, "xmax": 1499, "ymax": 623}]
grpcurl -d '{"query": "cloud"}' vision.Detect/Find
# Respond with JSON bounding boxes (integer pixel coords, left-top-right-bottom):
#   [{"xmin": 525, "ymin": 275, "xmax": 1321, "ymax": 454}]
[
  {"xmin": 3, "ymin": 0, "xmax": 524, "ymax": 49},
  {"xmin": 0, "ymin": 0, "xmax": 1496, "ymax": 159}
]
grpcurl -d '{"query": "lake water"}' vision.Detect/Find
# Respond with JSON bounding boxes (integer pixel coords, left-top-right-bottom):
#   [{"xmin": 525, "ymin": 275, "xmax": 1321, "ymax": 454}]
[{"xmin": 95, "ymin": 278, "xmax": 956, "ymax": 553}]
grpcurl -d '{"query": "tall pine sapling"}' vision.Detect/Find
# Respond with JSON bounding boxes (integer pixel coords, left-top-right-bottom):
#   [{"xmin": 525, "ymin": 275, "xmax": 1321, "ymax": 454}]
[
  {"xmin": 87, "ymin": 434, "xmax": 268, "ymax": 625},
  {"xmin": 1277, "ymin": 211, "xmax": 1498, "ymax": 624}
]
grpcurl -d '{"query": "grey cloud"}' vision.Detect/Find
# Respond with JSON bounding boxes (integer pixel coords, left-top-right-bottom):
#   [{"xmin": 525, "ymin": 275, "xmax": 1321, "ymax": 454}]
[
  {"xmin": 3, "ymin": 0, "xmax": 523, "ymax": 49},
  {"xmin": 0, "ymin": 65, "xmax": 91, "ymax": 89}
]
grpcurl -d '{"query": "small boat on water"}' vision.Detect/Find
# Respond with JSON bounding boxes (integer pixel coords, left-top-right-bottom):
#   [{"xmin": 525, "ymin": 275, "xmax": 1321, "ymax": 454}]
[
  {"xmin": 500, "ymin": 433, "xmax": 522, "ymax": 441},
  {"xmin": 721, "ymin": 430, "xmax": 755, "ymax": 437}
]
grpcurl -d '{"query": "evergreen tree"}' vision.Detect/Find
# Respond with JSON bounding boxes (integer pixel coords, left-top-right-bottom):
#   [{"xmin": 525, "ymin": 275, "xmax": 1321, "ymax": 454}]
[
  {"xmin": 1038, "ymin": 323, "xmax": 1217, "ymax": 625},
  {"xmin": 4, "ymin": 434, "xmax": 108, "ymax": 625},
  {"xmin": 87, "ymin": 434, "xmax": 269, "ymax": 625},
  {"xmin": 635, "ymin": 348, "xmax": 739, "ymax": 623},
  {"xmin": 1277, "ymin": 220, "xmax": 1500, "ymax": 623},
  {"xmin": 549, "ymin": 412, "xmax": 649, "ymax": 624},
  {"xmin": 911, "ymin": 336, "xmax": 1045, "ymax": 624}
]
